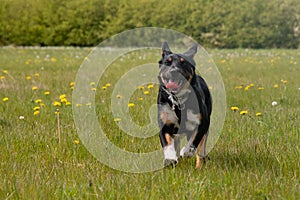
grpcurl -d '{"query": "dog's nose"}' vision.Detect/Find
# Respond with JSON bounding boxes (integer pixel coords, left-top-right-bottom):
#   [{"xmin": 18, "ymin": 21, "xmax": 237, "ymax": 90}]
[{"xmin": 170, "ymin": 65, "xmax": 178, "ymax": 72}]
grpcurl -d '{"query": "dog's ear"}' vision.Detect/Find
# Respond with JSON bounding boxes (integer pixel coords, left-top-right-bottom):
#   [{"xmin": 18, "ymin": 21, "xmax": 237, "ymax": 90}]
[
  {"xmin": 162, "ymin": 41, "xmax": 172, "ymax": 58},
  {"xmin": 183, "ymin": 43, "xmax": 198, "ymax": 58}
]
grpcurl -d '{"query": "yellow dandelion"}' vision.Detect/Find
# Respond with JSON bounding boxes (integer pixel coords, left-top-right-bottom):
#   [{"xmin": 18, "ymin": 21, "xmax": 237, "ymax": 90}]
[
  {"xmin": 74, "ymin": 140, "xmax": 80, "ymax": 145},
  {"xmin": 138, "ymin": 97, "xmax": 143, "ymax": 101},
  {"xmin": 39, "ymin": 103, "xmax": 45, "ymax": 107},
  {"xmin": 35, "ymin": 99, "xmax": 42, "ymax": 104},
  {"xmin": 257, "ymin": 87, "xmax": 264, "ymax": 90},
  {"xmin": 91, "ymin": 87, "xmax": 97, "ymax": 91},
  {"xmin": 3, "ymin": 97, "xmax": 9, "ymax": 102},
  {"xmin": 32, "ymin": 86, "xmax": 38, "ymax": 91},
  {"xmin": 33, "ymin": 106, "xmax": 40, "ymax": 111},
  {"xmin": 138, "ymin": 86, "xmax": 144, "ymax": 90},
  {"xmin": 59, "ymin": 94, "xmax": 66, "ymax": 100},
  {"xmin": 44, "ymin": 91, "xmax": 50, "ymax": 95},
  {"xmin": 90, "ymin": 82, "xmax": 96, "ymax": 86},
  {"xmin": 76, "ymin": 103, "xmax": 82, "ymax": 107},
  {"xmin": 240, "ymin": 110, "xmax": 248, "ymax": 115},
  {"xmin": 51, "ymin": 57, "xmax": 57, "ymax": 62},
  {"xmin": 282, "ymin": 80, "xmax": 287, "ymax": 84},
  {"xmin": 144, "ymin": 91, "xmax": 150, "ymax": 95},
  {"xmin": 273, "ymin": 84, "xmax": 279, "ymax": 88},
  {"xmin": 235, "ymin": 85, "xmax": 243, "ymax": 89},
  {"xmin": 105, "ymin": 83, "xmax": 111, "ymax": 87},
  {"xmin": 230, "ymin": 106, "xmax": 239, "ymax": 112},
  {"xmin": 34, "ymin": 110, "xmax": 40, "ymax": 116},
  {"xmin": 26, "ymin": 75, "xmax": 32, "ymax": 80},
  {"xmin": 249, "ymin": 83, "xmax": 254, "ymax": 87},
  {"xmin": 70, "ymin": 86, "xmax": 74, "ymax": 90},
  {"xmin": 34, "ymin": 73, "xmax": 40, "ymax": 77},
  {"xmin": 60, "ymin": 98, "xmax": 68, "ymax": 103},
  {"xmin": 65, "ymin": 101, "xmax": 71, "ymax": 106},
  {"xmin": 3, "ymin": 70, "xmax": 8, "ymax": 74},
  {"xmin": 128, "ymin": 103, "xmax": 135, "ymax": 107},
  {"xmin": 53, "ymin": 101, "xmax": 61, "ymax": 107},
  {"xmin": 0, "ymin": 76, "xmax": 5, "ymax": 80},
  {"xmin": 116, "ymin": 94, "xmax": 122, "ymax": 99},
  {"xmin": 255, "ymin": 112, "xmax": 262, "ymax": 117},
  {"xmin": 147, "ymin": 84, "xmax": 154, "ymax": 89},
  {"xmin": 69, "ymin": 82, "xmax": 75, "ymax": 87},
  {"xmin": 86, "ymin": 102, "xmax": 92, "ymax": 106},
  {"xmin": 244, "ymin": 85, "xmax": 250, "ymax": 91},
  {"xmin": 101, "ymin": 86, "xmax": 106, "ymax": 90},
  {"xmin": 114, "ymin": 118, "xmax": 121, "ymax": 122}
]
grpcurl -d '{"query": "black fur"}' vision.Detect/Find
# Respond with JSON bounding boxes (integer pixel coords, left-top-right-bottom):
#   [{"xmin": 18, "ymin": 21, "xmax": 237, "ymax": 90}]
[{"xmin": 157, "ymin": 42, "xmax": 212, "ymax": 165}]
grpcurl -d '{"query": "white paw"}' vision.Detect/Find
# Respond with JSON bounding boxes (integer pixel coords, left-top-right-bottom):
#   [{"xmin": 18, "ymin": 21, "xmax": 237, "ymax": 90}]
[
  {"xmin": 180, "ymin": 145, "xmax": 196, "ymax": 158},
  {"xmin": 164, "ymin": 144, "xmax": 178, "ymax": 161}
]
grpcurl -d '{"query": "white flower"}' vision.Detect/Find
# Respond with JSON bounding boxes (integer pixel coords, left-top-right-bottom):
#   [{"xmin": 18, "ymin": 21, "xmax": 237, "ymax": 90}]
[
  {"xmin": 19, "ymin": 116, "xmax": 25, "ymax": 120},
  {"xmin": 272, "ymin": 101, "xmax": 278, "ymax": 106}
]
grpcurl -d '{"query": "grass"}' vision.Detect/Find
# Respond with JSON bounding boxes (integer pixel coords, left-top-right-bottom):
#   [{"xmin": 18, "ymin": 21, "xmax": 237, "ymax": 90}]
[{"xmin": 0, "ymin": 47, "xmax": 299, "ymax": 199}]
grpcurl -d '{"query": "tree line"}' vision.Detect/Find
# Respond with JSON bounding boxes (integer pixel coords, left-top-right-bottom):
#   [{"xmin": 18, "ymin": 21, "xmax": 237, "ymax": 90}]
[{"xmin": 0, "ymin": 0, "xmax": 299, "ymax": 48}]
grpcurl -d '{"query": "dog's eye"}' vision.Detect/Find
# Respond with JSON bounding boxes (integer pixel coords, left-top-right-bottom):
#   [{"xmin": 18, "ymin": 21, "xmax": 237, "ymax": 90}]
[
  {"xmin": 164, "ymin": 56, "xmax": 172, "ymax": 65},
  {"xmin": 180, "ymin": 57, "xmax": 185, "ymax": 62}
]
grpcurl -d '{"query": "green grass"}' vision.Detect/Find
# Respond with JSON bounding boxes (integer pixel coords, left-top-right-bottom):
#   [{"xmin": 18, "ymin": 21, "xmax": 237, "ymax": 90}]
[{"xmin": 0, "ymin": 47, "xmax": 299, "ymax": 199}]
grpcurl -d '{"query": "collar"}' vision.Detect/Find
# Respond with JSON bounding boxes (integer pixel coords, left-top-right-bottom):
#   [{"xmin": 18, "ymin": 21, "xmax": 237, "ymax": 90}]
[{"xmin": 162, "ymin": 87, "xmax": 191, "ymax": 110}]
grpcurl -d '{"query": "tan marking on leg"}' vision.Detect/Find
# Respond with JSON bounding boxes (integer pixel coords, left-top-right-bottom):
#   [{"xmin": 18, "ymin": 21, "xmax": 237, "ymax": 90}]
[
  {"xmin": 195, "ymin": 133, "xmax": 207, "ymax": 169},
  {"xmin": 165, "ymin": 133, "xmax": 173, "ymax": 145},
  {"xmin": 195, "ymin": 153, "xmax": 202, "ymax": 169}
]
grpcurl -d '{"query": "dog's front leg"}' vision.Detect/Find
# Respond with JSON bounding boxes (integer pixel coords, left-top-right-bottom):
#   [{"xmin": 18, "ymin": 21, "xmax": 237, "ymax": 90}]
[{"xmin": 158, "ymin": 104, "xmax": 180, "ymax": 167}]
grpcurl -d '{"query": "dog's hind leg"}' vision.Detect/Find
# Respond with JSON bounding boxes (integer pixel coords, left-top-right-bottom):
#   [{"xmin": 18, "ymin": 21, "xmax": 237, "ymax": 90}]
[{"xmin": 196, "ymin": 132, "xmax": 209, "ymax": 169}]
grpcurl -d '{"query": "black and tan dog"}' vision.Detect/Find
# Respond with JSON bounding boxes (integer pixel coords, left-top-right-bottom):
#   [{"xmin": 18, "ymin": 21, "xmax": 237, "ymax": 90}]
[{"xmin": 157, "ymin": 42, "xmax": 212, "ymax": 169}]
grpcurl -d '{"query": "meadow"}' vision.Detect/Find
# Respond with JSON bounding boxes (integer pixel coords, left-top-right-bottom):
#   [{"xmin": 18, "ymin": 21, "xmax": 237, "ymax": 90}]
[{"xmin": 0, "ymin": 47, "xmax": 299, "ymax": 199}]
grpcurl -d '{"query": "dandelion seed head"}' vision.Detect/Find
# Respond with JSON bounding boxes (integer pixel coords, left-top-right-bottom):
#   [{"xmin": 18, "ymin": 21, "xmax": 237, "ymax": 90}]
[{"xmin": 271, "ymin": 101, "xmax": 278, "ymax": 106}]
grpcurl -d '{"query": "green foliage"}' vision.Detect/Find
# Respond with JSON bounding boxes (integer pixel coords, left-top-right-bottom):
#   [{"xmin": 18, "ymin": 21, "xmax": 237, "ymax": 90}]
[{"xmin": 0, "ymin": 0, "xmax": 299, "ymax": 48}]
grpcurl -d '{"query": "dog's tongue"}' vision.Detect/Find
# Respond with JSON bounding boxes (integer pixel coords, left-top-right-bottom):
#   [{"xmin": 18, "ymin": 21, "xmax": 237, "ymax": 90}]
[{"xmin": 166, "ymin": 81, "xmax": 179, "ymax": 89}]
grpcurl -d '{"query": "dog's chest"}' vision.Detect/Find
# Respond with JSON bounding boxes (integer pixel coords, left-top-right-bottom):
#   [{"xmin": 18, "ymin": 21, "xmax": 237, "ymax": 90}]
[{"xmin": 161, "ymin": 104, "xmax": 200, "ymax": 132}]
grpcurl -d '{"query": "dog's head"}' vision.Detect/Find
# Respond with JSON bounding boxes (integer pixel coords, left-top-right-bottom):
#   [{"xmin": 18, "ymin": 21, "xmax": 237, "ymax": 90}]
[{"xmin": 158, "ymin": 42, "xmax": 198, "ymax": 94}]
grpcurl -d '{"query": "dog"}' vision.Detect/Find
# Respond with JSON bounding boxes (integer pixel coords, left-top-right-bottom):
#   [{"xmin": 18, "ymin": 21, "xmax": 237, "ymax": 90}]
[{"xmin": 157, "ymin": 42, "xmax": 212, "ymax": 169}]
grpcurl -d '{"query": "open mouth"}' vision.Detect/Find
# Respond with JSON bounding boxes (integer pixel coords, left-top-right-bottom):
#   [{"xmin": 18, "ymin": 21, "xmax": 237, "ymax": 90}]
[{"xmin": 165, "ymin": 79, "xmax": 183, "ymax": 93}]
